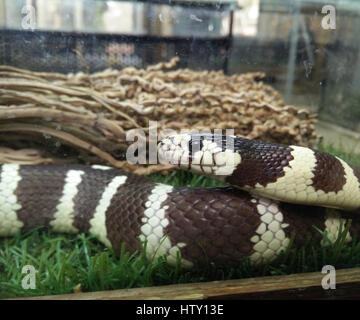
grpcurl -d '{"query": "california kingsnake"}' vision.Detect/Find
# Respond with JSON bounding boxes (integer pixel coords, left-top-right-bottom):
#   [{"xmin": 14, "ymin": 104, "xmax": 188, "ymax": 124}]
[{"xmin": 1, "ymin": 134, "xmax": 360, "ymax": 268}]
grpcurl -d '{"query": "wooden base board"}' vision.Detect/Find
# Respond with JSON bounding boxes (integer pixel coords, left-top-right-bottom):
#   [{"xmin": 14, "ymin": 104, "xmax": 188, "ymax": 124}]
[{"xmin": 14, "ymin": 267, "xmax": 360, "ymax": 300}]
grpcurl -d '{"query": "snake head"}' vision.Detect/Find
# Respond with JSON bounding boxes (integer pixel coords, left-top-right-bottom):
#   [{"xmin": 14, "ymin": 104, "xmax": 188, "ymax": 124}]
[{"xmin": 158, "ymin": 133, "xmax": 242, "ymax": 178}]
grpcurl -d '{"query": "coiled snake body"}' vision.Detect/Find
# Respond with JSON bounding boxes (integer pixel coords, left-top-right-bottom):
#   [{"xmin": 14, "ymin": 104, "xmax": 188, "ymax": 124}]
[{"xmin": 1, "ymin": 134, "xmax": 360, "ymax": 268}]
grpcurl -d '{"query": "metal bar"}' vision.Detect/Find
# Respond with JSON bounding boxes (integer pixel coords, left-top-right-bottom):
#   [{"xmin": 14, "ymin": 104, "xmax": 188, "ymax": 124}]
[
  {"xmin": 285, "ymin": 1, "xmax": 301, "ymax": 103},
  {"xmin": 223, "ymin": 8, "xmax": 234, "ymax": 74}
]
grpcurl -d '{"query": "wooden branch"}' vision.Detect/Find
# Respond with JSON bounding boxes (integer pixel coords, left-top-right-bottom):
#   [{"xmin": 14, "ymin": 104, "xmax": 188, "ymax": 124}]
[
  {"xmin": 0, "ymin": 80, "xmax": 89, "ymax": 97},
  {"xmin": 0, "ymin": 89, "xmax": 91, "ymax": 114},
  {"xmin": 0, "ymin": 107, "xmax": 127, "ymax": 139},
  {"xmin": 0, "ymin": 65, "xmax": 68, "ymax": 80},
  {"xmin": 0, "ymin": 123, "xmax": 124, "ymax": 167}
]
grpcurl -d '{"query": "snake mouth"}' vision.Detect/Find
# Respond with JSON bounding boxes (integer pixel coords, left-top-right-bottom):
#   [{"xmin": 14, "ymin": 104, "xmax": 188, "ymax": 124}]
[{"xmin": 158, "ymin": 133, "xmax": 242, "ymax": 177}]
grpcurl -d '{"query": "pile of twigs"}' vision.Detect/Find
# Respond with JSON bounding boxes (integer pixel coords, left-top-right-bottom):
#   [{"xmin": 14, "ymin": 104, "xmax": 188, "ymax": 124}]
[{"xmin": 0, "ymin": 57, "xmax": 320, "ymax": 174}]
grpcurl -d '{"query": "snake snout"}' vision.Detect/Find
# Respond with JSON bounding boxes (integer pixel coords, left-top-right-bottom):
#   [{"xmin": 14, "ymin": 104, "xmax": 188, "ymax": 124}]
[
  {"xmin": 158, "ymin": 134, "xmax": 241, "ymax": 178},
  {"xmin": 157, "ymin": 134, "xmax": 192, "ymax": 167}
]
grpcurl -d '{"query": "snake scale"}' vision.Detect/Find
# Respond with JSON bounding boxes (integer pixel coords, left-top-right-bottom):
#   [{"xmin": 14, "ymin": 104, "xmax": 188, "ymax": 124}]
[{"xmin": 1, "ymin": 133, "xmax": 360, "ymax": 268}]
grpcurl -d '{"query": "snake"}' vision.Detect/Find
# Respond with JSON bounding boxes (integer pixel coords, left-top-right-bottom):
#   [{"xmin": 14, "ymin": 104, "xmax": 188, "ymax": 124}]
[{"xmin": 1, "ymin": 133, "xmax": 360, "ymax": 268}]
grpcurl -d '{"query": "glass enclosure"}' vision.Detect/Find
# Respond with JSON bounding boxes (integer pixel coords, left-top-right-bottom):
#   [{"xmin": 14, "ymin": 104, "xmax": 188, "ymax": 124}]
[
  {"xmin": 1, "ymin": 0, "xmax": 360, "ymax": 139},
  {"xmin": 1, "ymin": 0, "xmax": 360, "ymax": 300}
]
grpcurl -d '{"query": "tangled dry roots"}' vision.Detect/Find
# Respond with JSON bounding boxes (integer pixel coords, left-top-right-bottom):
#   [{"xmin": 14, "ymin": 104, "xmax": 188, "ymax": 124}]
[{"xmin": 0, "ymin": 57, "xmax": 320, "ymax": 174}]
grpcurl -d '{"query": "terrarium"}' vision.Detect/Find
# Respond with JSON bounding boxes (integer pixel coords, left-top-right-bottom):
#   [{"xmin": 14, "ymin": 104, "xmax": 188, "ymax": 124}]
[{"xmin": 0, "ymin": 0, "xmax": 359, "ymax": 300}]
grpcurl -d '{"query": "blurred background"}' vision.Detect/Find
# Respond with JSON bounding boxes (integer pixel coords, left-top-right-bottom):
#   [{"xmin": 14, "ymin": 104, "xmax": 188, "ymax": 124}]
[{"xmin": 1, "ymin": 0, "xmax": 360, "ymax": 150}]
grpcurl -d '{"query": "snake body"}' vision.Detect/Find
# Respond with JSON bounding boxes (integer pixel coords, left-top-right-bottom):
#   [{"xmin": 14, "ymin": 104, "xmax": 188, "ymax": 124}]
[{"xmin": 1, "ymin": 134, "xmax": 360, "ymax": 268}]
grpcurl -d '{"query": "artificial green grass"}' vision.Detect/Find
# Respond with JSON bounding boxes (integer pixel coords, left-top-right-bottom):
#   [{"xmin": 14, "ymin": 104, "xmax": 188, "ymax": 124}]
[{"xmin": 0, "ymin": 144, "xmax": 360, "ymax": 299}]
